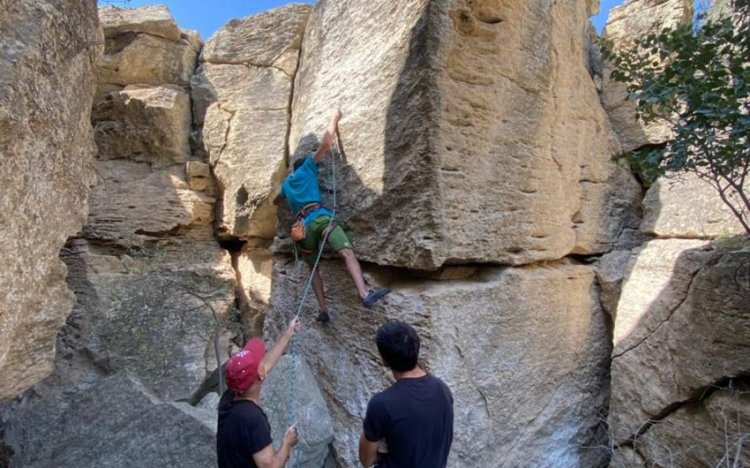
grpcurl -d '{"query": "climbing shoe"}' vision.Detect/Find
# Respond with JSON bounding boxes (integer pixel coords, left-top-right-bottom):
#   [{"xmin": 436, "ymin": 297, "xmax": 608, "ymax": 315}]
[
  {"xmin": 363, "ymin": 288, "xmax": 391, "ymax": 308},
  {"xmin": 315, "ymin": 310, "xmax": 331, "ymax": 323}
]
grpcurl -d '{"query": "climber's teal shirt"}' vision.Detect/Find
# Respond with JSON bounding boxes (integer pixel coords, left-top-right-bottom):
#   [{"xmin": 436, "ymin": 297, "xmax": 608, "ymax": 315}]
[{"xmin": 281, "ymin": 154, "xmax": 333, "ymax": 225}]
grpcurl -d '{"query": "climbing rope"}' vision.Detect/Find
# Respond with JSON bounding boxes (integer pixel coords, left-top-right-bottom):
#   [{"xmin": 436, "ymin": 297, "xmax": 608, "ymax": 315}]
[{"xmin": 287, "ymin": 138, "xmax": 340, "ymax": 467}]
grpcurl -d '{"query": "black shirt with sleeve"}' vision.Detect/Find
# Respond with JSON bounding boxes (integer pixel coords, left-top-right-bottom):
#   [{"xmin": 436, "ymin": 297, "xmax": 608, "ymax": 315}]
[
  {"xmin": 363, "ymin": 374, "xmax": 454, "ymax": 468},
  {"xmin": 217, "ymin": 390, "xmax": 273, "ymax": 468}
]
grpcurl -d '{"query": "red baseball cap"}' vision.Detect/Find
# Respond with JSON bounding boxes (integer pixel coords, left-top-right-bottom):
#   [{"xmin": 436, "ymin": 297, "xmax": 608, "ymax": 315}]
[{"xmin": 225, "ymin": 338, "xmax": 266, "ymax": 393}]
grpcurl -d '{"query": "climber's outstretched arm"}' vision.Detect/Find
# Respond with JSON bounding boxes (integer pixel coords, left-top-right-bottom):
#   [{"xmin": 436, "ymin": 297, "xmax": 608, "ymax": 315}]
[{"xmin": 313, "ymin": 109, "xmax": 342, "ymax": 163}]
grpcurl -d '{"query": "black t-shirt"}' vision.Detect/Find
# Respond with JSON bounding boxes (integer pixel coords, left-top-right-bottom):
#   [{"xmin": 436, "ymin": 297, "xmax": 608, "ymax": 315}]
[
  {"xmin": 217, "ymin": 390, "xmax": 273, "ymax": 468},
  {"xmin": 363, "ymin": 374, "xmax": 454, "ymax": 468}
]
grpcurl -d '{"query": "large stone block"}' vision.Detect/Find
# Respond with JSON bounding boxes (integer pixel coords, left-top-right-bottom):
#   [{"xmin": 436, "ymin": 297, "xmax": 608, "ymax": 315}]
[
  {"xmin": 60, "ymin": 238, "xmax": 236, "ymax": 401},
  {"xmin": 0, "ymin": 0, "xmax": 100, "ymax": 401},
  {"xmin": 641, "ymin": 173, "xmax": 749, "ymax": 238},
  {"xmin": 98, "ymin": 6, "xmax": 201, "ymax": 89},
  {"xmin": 83, "ymin": 160, "xmax": 215, "ymax": 245},
  {"xmin": 99, "ymin": 5, "xmax": 182, "ymax": 41},
  {"xmin": 2, "ymin": 374, "xmax": 216, "ymax": 467},
  {"xmin": 601, "ymin": 0, "xmax": 692, "ymax": 151},
  {"xmin": 194, "ymin": 4, "xmax": 312, "ymax": 241},
  {"xmin": 632, "ymin": 386, "xmax": 750, "ymax": 467},
  {"xmin": 610, "ymin": 241, "xmax": 750, "ymax": 443},
  {"xmin": 265, "ymin": 259, "xmax": 610, "ymax": 467},
  {"xmin": 92, "ymin": 84, "xmax": 192, "ymax": 165},
  {"xmin": 288, "ymin": 0, "xmax": 639, "ymax": 269}
]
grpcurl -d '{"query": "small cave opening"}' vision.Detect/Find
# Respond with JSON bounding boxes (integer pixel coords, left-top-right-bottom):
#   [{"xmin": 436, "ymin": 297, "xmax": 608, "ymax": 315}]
[{"xmin": 217, "ymin": 237, "xmax": 247, "ymax": 253}]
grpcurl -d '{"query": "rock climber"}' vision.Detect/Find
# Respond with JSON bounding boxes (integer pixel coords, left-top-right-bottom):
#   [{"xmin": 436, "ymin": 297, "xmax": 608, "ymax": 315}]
[
  {"xmin": 359, "ymin": 321, "xmax": 454, "ymax": 468},
  {"xmin": 274, "ymin": 109, "xmax": 390, "ymax": 323},
  {"xmin": 216, "ymin": 316, "xmax": 301, "ymax": 468}
]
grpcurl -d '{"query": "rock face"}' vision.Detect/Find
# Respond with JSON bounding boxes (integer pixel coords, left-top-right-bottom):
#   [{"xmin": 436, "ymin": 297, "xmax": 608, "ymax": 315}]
[
  {"xmin": 608, "ymin": 240, "xmax": 750, "ymax": 462},
  {"xmin": 266, "ymin": 260, "xmax": 611, "ymax": 467},
  {"xmin": 641, "ymin": 173, "xmax": 749, "ymax": 237},
  {"xmin": 288, "ymin": 0, "xmax": 640, "ymax": 270},
  {"xmin": 2, "ymin": 374, "xmax": 217, "ymax": 468},
  {"xmin": 66, "ymin": 5, "xmax": 236, "ymax": 401},
  {"xmin": 601, "ymin": 0, "xmax": 692, "ymax": 151},
  {"xmin": 0, "ymin": 0, "xmax": 101, "ymax": 401},
  {"xmin": 98, "ymin": 5, "xmax": 200, "ymax": 90},
  {"xmin": 627, "ymin": 385, "xmax": 750, "ymax": 467},
  {"xmin": 1, "ymin": 6, "xmax": 238, "ymax": 466},
  {"xmin": 261, "ymin": 355, "xmax": 334, "ymax": 468},
  {"xmin": 193, "ymin": 4, "xmax": 312, "ymax": 241}
]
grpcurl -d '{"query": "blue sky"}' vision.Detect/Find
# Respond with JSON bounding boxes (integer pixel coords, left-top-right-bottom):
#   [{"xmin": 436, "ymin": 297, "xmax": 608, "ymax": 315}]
[{"xmin": 104, "ymin": 0, "xmax": 624, "ymax": 40}]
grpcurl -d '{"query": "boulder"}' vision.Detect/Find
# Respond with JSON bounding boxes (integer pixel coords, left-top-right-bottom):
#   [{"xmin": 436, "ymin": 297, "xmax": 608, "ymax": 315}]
[
  {"xmin": 631, "ymin": 385, "xmax": 750, "ymax": 467},
  {"xmin": 98, "ymin": 6, "xmax": 201, "ymax": 89},
  {"xmin": 288, "ymin": 0, "xmax": 639, "ymax": 269},
  {"xmin": 641, "ymin": 173, "xmax": 749, "ymax": 238},
  {"xmin": 83, "ymin": 160, "xmax": 216, "ymax": 246},
  {"xmin": 99, "ymin": 5, "xmax": 182, "ymax": 41},
  {"xmin": 194, "ymin": 4, "xmax": 312, "ymax": 241},
  {"xmin": 265, "ymin": 259, "xmax": 610, "ymax": 467},
  {"xmin": 261, "ymin": 355, "xmax": 334, "ymax": 468},
  {"xmin": 60, "ymin": 238, "xmax": 236, "ymax": 401},
  {"xmin": 92, "ymin": 85, "xmax": 192, "ymax": 165},
  {"xmin": 601, "ymin": 0, "xmax": 692, "ymax": 151},
  {"xmin": 0, "ymin": 0, "xmax": 101, "ymax": 401},
  {"xmin": 2, "ymin": 374, "xmax": 216, "ymax": 468},
  {"xmin": 609, "ymin": 241, "xmax": 750, "ymax": 443}
]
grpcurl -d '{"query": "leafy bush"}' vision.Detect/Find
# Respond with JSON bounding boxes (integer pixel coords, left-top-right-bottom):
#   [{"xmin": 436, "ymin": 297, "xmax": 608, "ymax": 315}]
[{"xmin": 603, "ymin": 0, "xmax": 750, "ymax": 234}]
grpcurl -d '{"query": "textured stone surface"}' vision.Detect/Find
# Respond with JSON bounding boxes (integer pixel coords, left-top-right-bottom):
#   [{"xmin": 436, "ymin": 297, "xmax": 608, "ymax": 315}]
[
  {"xmin": 596, "ymin": 249, "xmax": 632, "ymax": 318},
  {"xmin": 194, "ymin": 4, "xmax": 311, "ymax": 241},
  {"xmin": 261, "ymin": 355, "xmax": 334, "ymax": 468},
  {"xmin": 633, "ymin": 385, "xmax": 750, "ymax": 467},
  {"xmin": 288, "ymin": 0, "xmax": 639, "ymax": 269},
  {"xmin": 266, "ymin": 259, "xmax": 610, "ymax": 467},
  {"xmin": 641, "ymin": 173, "xmax": 749, "ymax": 238},
  {"xmin": 0, "ymin": 0, "xmax": 100, "ymax": 401},
  {"xmin": 59, "ymin": 238, "xmax": 236, "ymax": 401},
  {"xmin": 83, "ymin": 160, "xmax": 216, "ymax": 245},
  {"xmin": 98, "ymin": 6, "xmax": 201, "ymax": 89},
  {"xmin": 99, "ymin": 5, "xmax": 181, "ymax": 41},
  {"xmin": 610, "ymin": 242, "xmax": 750, "ymax": 442},
  {"xmin": 92, "ymin": 84, "xmax": 192, "ymax": 165},
  {"xmin": 235, "ymin": 247, "xmax": 275, "ymax": 335},
  {"xmin": 601, "ymin": 0, "xmax": 692, "ymax": 151},
  {"xmin": 2, "ymin": 374, "xmax": 216, "ymax": 468}
]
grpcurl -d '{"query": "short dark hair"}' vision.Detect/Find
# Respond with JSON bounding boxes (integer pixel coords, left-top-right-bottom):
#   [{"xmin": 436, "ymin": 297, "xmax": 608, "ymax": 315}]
[
  {"xmin": 293, "ymin": 157, "xmax": 306, "ymax": 171},
  {"xmin": 376, "ymin": 321, "xmax": 420, "ymax": 372}
]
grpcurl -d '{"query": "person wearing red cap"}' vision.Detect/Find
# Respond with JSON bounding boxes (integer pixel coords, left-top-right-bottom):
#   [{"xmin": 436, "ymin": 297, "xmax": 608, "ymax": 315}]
[{"xmin": 217, "ymin": 316, "xmax": 302, "ymax": 468}]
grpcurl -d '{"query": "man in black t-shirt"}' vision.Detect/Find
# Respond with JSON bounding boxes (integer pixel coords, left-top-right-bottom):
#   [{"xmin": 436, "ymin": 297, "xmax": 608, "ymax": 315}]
[
  {"xmin": 359, "ymin": 321, "xmax": 454, "ymax": 468},
  {"xmin": 217, "ymin": 316, "xmax": 301, "ymax": 468}
]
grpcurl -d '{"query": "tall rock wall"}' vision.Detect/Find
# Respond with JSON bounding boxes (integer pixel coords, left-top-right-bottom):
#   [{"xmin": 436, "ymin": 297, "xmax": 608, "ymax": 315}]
[
  {"xmin": 266, "ymin": 0, "xmax": 637, "ymax": 466},
  {"xmin": 0, "ymin": 0, "xmax": 101, "ymax": 401},
  {"xmin": 1, "ymin": 7, "xmax": 237, "ymax": 467},
  {"xmin": 288, "ymin": 0, "xmax": 640, "ymax": 270},
  {"xmin": 2, "ymin": 1, "xmax": 746, "ymax": 467},
  {"xmin": 601, "ymin": 1, "xmax": 750, "ymax": 466},
  {"xmin": 193, "ymin": 5, "xmax": 312, "ymax": 241}
]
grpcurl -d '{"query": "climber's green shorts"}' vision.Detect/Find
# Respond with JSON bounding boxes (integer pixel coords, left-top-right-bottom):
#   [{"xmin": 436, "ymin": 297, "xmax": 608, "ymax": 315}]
[{"xmin": 297, "ymin": 215, "xmax": 353, "ymax": 264}]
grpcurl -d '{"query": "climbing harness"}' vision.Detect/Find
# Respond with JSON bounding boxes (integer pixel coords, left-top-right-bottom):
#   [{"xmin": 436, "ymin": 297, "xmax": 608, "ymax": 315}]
[{"xmin": 287, "ymin": 138, "xmax": 340, "ymax": 467}]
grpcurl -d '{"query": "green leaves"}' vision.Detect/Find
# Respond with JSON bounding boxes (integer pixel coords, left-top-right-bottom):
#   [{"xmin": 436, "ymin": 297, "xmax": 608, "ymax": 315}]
[{"xmin": 606, "ymin": 0, "xmax": 750, "ymax": 234}]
